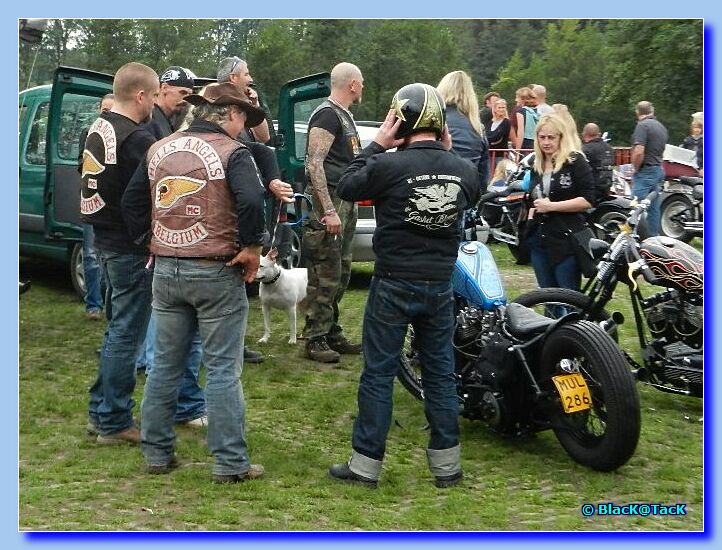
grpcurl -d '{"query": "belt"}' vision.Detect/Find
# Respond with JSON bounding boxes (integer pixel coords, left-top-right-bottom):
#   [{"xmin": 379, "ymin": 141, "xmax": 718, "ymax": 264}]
[{"xmin": 160, "ymin": 256, "xmax": 235, "ymax": 263}]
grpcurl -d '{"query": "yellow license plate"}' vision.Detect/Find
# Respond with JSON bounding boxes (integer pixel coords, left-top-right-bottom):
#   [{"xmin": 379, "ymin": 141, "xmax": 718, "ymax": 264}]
[{"xmin": 552, "ymin": 373, "xmax": 592, "ymax": 414}]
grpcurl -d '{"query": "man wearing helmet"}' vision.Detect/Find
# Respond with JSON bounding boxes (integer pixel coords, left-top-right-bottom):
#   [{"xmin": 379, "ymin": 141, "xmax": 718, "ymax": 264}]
[
  {"xmin": 301, "ymin": 62, "xmax": 365, "ymax": 363},
  {"xmin": 330, "ymin": 83, "xmax": 480, "ymax": 488}
]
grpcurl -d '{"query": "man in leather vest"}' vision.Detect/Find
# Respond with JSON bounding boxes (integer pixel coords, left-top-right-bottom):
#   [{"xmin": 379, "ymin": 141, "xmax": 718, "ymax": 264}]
[
  {"xmin": 82, "ymin": 62, "xmax": 159, "ymax": 445},
  {"xmin": 144, "ymin": 66, "xmax": 195, "ymax": 139},
  {"xmin": 301, "ymin": 62, "xmax": 364, "ymax": 363},
  {"xmin": 581, "ymin": 123, "xmax": 614, "ymax": 204},
  {"xmin": 131, "ymin": 83, "xmax": 266, "ymax": 482}
]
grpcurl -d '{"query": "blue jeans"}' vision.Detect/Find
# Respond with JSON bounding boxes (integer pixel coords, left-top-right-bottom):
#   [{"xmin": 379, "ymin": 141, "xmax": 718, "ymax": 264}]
[
  {"xmin": 137, "ymin": 313, "xmax": 205, "ymax": 423},
  {"xmin": 141, "ymin": 257, "xmax": 252, "ymax": 475},
  {"xmin": 527, "ymin": 227, "xmax": 581, "ymax": 291},
  {"xmin": 88, "ymin": 251, "xmax": 152, "ymax": 434},
  {"xmin": 352, "ymin": 276, "xmax": 459, "ymax": 461},
  {"xmin": 633, "ymin": 165, "xmax": 664, "ymax": 236},
  {"xmin": 82, "ymin": 223, "xmax": 103, "ymax": 312}
]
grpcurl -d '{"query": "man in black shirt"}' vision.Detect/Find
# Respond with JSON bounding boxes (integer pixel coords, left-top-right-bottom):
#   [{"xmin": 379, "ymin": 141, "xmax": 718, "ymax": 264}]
[
  {"xmin": 301, "ymin": 62, "xmax": 364, "ymax": 363},
  {"xmin": 83, "ymin": 62, "xmax": 159, "ymax": 446},
  {"xmin": 581, "ymin": 122, "xmax": 614, "ymax": 204},
  {"xmin": 143, "ymin": 66, "xmax": 194, "ymax": 139},
  {"xmin": 329, "ymin": 83, "xmax": 480, "ymax": 489}
]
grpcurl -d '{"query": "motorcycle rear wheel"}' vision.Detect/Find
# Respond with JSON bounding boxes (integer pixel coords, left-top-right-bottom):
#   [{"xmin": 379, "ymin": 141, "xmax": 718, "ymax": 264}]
[
  {"xmin": 588, "ymin": 206, "xmax": 628, "ymax": 243},
  {"xmin": 660, "ymin": 195, "xmax": 695, "ymax": 243},
  {"xmin": 541, "ymin": 321, "xmax": 640, "ymax": 471},
  {"xmin": 512, "ymin": 288, "xmax": 617, "ymax": 341}
]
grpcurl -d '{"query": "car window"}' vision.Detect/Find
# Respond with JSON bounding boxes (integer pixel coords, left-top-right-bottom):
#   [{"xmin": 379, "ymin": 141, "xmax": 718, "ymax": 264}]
[
  {"xmin": 25, "ymin": 101, "xmax": 49, "ymax": 165},
  {"xmin": 58, "ymin": 94, "xmax": 102, "ymax": 161},
  {"xmin": 293, "ymin": 98, "xmax": 325, "ymax": 159}
]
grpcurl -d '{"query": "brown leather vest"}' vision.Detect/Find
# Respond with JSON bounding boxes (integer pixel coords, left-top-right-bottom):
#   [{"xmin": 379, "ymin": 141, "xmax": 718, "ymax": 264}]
[{"xmin": 147, "ymin": 130, "xmax": 244, "ymax": 257}]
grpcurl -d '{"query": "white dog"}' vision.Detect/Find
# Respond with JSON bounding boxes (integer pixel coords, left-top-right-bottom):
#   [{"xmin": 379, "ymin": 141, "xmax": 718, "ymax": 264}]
[{"xmin": 255, "ymin": 249, "xmax": 308, "ymax": 344}]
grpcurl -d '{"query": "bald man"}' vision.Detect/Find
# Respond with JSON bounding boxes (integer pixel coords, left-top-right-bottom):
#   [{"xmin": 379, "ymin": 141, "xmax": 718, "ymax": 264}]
[
  {"xmin": 301, "ymin": 62, "xmax": 364, "ymax": 363},
  {"xmin": 83, "ymin": 62, "xmax": 159, "ymax": 445},
  {"xmin": 582, "ymin": 122, "xmax": 614, "ymax": 204}
]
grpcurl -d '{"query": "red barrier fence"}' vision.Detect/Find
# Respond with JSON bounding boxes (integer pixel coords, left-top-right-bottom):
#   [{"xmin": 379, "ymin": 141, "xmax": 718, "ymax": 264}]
[{"xmin": 489, "ymin": 147, "xmax": 632, "ymax": 169}]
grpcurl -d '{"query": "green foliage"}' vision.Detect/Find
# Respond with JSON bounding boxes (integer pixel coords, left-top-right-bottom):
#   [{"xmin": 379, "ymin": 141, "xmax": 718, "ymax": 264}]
[{"xmin": 19, "ymin": 18, "xmax": 703, "ymax": 145}]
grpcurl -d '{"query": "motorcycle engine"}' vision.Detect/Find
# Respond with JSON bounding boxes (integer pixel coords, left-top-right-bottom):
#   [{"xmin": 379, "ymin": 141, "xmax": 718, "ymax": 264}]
[
  {"xmin": 453, "ymin": 306, "xmax": 521, "ymax": 431},
  {"xmin": 644, "ymin": 289, "xmax": 703, "ymax": 349}
]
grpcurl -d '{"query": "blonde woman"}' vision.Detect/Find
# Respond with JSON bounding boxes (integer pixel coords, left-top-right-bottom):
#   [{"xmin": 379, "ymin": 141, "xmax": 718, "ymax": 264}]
[
  {"xmin": 437, "ymin": 70, "xmax": 489, "ymax": 187},
  {"xmin": 520, "ymin": 113, "xmax": 595, "ymax": 291},
  {"xmin": 487, "ymin": 98, "xmax": 511, "ymax": 163},
  {"xmin": 552, "ymin": 103, "xmax": 582, "ymax": 150},
  {"xmin": 511, "ymin": 86, "xmax": 538, "ymax": 150}
]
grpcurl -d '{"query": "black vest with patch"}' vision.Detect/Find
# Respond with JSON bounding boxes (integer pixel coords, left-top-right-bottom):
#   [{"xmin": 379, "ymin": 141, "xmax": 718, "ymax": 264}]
[
  {"xmin": 305, "ymin": 99, "xmax": 361, "ymax": 187},
  {"xmin": 80, "ymin": 111, "xmax": 141, "ymax": 229}
]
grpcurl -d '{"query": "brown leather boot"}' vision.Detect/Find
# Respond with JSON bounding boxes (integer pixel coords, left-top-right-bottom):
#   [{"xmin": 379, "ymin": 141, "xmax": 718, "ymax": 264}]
[
  {"xmin": 327, "ymin": 334, "xmax": 362, "ymax": 354},
  {"xmin": 305, "ymin": 337, "xmax": 341, "ymax": 363}
]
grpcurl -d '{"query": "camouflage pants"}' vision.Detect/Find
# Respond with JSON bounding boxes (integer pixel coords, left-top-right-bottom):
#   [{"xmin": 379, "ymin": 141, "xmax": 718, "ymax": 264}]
[{"xmin": 301, "ymin": 190, "xmax": 357, "ymax": 341}]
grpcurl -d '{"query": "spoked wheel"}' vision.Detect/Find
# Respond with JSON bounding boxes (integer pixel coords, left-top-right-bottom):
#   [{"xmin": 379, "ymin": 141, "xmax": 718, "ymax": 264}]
[
  {"xmin": 512, "ymin": 288, "xmax": 616, "ymax": 341},
  {"xmin": 397, "ymin": 326, "xmax": 424, "ymax": 401},
  {"xmin": 540, "ymin": 321, "xmax": 640, "ymax": 471},
  {"xmin": 660, "ymin": 195, "xmax": 695, "ymax": 243}
]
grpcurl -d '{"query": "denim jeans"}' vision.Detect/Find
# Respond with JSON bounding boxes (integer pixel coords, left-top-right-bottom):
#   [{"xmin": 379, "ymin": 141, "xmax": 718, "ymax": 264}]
[
  {"xmin": 88, "ymin": 251, "xmax": 152, "ymax": 434},
  {"xmin": 137, "ymin": 313, "xmax": 206, "ymax": 423},
  {"xmin": 82, "ymin": 223, "xmax": 103, "ymax": 312},
  {"xmin": 527, "ymin": 226, "xmax": 581, "ymax": 291},
  {"xmin": 633, "ymin": 164, "xmax": 664, "ymax": 236},
  {"xmin": 141, "ymin": 257, "xmax": 251, "ymax": 475},
  {"xmin": 352, "ymin": 276, "xmax": 459, "ymax": 461}
]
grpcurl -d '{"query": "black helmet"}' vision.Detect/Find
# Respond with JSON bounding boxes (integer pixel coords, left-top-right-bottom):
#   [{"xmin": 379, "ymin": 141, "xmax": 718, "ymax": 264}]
[{"xmin": 390, "ymin": 83, "xmax": 446, "ymax": 139}]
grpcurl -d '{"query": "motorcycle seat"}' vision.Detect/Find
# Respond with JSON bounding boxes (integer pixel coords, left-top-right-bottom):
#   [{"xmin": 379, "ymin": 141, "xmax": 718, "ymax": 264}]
[{"xmin": 505, "ymin": 303, "xmax": 556, "ymax": 337}]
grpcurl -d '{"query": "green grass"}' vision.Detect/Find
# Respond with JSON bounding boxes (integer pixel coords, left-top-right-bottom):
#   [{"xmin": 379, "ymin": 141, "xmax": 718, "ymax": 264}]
[{"xmin": 18, "ymin": 245, "xmax": 703, "ymax": 531}]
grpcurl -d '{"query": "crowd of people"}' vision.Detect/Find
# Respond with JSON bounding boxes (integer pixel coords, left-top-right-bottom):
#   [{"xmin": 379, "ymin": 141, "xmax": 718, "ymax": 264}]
[{"xmin": 77, "ymin": 59, "xmax": 689, "ymax": 487}]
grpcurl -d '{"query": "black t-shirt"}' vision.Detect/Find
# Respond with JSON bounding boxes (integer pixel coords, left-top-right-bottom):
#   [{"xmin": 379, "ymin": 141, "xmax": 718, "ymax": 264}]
[{"xmin": 307, "ymin": 104, "xmax": 360, "ymax": 186}]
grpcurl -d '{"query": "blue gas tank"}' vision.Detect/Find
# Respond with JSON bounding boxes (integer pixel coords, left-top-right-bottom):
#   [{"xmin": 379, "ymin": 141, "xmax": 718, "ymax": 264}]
[{"xmin": 452, "ymin": 241, "xmax": 507, "ymax": 309}]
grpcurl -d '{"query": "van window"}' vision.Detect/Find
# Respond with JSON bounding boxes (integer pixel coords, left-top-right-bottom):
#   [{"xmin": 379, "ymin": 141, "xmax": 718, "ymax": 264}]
[
  {"xmin": 58, "ymin": 94, "xmax": 102, "ymax": 161},
  {"xmin": 293, "ymin": 98, "xmax": 326, "ymax": 159},
  {"xmin": 25, "ymin": 102, "xmax": 49, "ymax": 165}
]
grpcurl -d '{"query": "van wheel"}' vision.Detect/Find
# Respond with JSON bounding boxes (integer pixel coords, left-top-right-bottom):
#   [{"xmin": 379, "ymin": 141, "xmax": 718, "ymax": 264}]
[{"xmin": 70, "ymin": 243, "xmax": 86, "ymax": 299}]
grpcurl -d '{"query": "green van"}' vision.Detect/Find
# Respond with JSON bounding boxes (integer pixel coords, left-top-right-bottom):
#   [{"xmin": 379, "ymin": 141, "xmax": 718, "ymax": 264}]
[{"xmin": 19, "ymin": 67, "xmax": 375, "ymax": 295}]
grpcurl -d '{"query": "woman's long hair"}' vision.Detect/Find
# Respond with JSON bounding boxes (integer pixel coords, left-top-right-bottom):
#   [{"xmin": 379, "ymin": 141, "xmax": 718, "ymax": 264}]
[
  {"xmin": 437, "ymin": 70, "xmax": 483, "ymax": 136},
  {"xmin": 533, "ymin": 113, "xmax": 582, "ymax": 174}
]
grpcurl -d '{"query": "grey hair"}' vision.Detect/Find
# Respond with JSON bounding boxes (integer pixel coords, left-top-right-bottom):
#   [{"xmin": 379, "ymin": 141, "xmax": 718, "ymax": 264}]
[
  {"xmin": 192, "ymin": 102, "xmax": 233, "ymax": 125},
  {"xmin": 217, "ymin": 56, "xmax": 245, "ymax": 83}
]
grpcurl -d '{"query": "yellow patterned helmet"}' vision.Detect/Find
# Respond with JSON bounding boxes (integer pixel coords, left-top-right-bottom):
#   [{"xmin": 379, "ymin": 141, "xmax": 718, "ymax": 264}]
[{"xmin": 390, "ymin": 83, "xmax": 446, "ymax": 139}]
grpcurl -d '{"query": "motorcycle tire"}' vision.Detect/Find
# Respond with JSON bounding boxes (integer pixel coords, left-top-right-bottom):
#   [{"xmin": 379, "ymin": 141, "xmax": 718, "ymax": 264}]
[
  {"xmin": 541, "ymin": 320, "xmax": 640, "ymax": 471},
  {"xmin": 397, "ymin": 327, "xmax": 423, "ymax": 401},
  {"xmin": 588, "ymin": 206, "xmax": 628, "ymax": 243},
  {"xmin": 511, "ymin": 288, "xmax": 617, "ymax": 342},
  {"xmin": 660, "ymin": 195, "xmax": 695, "ymax": 243}
]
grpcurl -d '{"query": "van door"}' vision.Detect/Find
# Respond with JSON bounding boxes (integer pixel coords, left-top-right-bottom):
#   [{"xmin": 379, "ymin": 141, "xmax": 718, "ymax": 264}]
[
  {"xmin": 45, "ymin": 67, "xmax": 113, "ymax": 240},
  {"xmin": 275, "ymin": 72, "xmax": 331, "ymax": 188}
]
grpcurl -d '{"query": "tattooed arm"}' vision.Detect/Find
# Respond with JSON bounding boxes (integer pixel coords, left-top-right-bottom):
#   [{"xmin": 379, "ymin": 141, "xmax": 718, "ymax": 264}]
[{"xmin": 306, "ymin": 126, "xmax": 341, "ymax": 234}]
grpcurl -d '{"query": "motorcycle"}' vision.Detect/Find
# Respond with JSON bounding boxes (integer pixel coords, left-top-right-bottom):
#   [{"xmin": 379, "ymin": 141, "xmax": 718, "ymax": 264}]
[
  {"xmin": 397, "ymin": 228, "xmax": 641, "ymax": 472},
  {"xmin": 659, "ymin": 176, "xmax": 703, "ymax": 242},
  {"xmin": 513, "ymin": 192, "xmax": 703, "ymax": 398}
]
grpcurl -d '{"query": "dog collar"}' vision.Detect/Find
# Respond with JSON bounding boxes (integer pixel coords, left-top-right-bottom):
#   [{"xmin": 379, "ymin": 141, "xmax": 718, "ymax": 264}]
[{"xmin": 261, "ymin": 269, "xmax": 282, "ymax": 285}]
